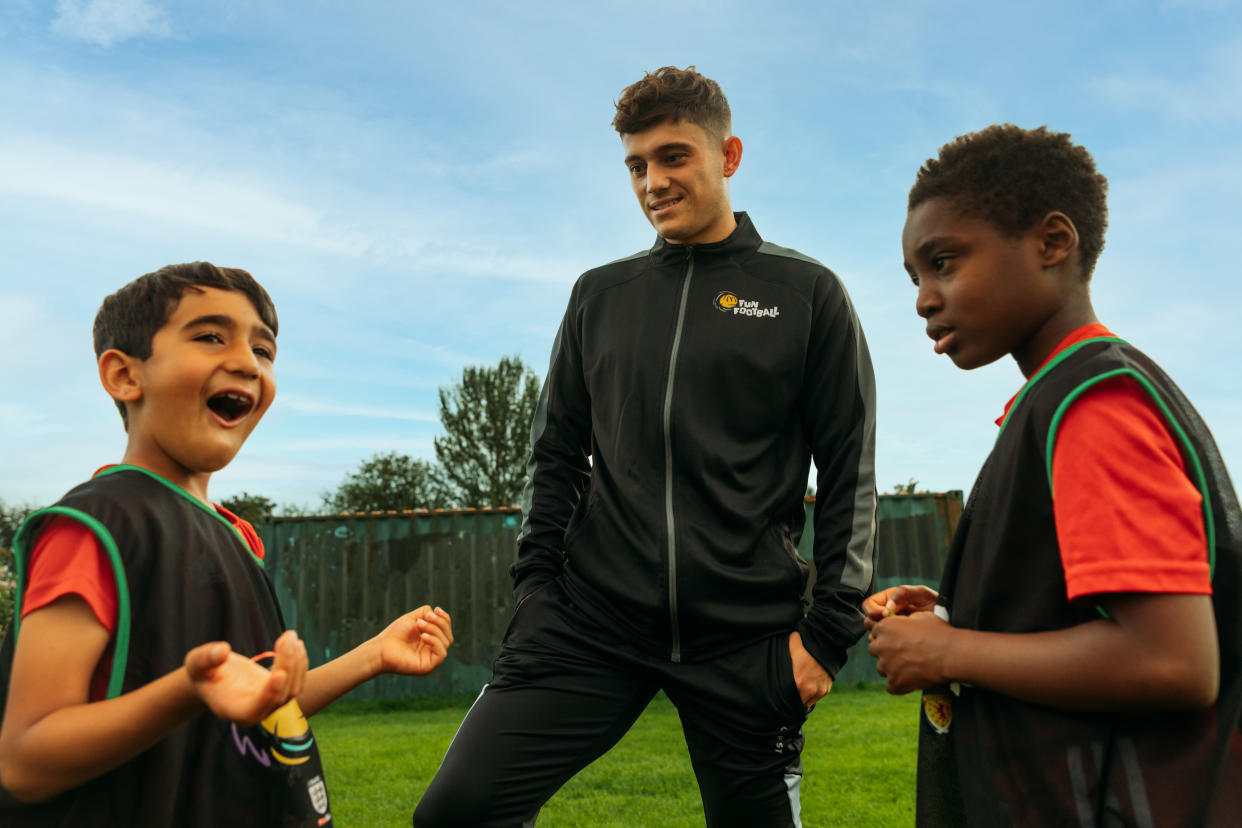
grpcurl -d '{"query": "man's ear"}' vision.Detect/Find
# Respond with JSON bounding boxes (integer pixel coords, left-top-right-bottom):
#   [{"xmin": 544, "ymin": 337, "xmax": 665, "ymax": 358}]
[
  {"xmin": 98, "ymin": 349, "xmax": 143, "ymax": 407},
  {"xmin": 1037, "ymin": 211, "xmax": 1079, "ymax": 269},
  {"xmin": 722, "ymin": 135, "xmax": 743, "ymax": 178}
]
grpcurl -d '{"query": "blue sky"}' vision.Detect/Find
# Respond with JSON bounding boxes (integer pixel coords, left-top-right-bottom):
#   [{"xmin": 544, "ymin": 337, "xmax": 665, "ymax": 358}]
[{"xmin": 2, "ymin": 0, "xmax": 1239, "ymax": 511}]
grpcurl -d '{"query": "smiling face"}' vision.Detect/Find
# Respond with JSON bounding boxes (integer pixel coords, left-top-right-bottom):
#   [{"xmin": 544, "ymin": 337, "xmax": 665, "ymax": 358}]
[
  {"xmin": 109, "ymin": 287, "xmax": 277, "ymax": 500},
  {"xmin": 902, "ymin": 196, "xmax": 1087, "ymax": 376},
  {"xmin": 622, "ymin": 118, "xmax": 741, "ymax": 245}
]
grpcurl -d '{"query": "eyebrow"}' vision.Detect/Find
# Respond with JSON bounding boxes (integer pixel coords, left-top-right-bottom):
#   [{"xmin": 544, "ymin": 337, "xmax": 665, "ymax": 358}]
[
  {"xmin": 184, "ymin": 314, "xmax": 277, "ymax": 343},
  {"xmin": 624, "ymin": 141, "xmax": 696, "ymax": 165},
  {"xmin": 912, "ymin": 236, "xmax": 950, "ymax": 259}
]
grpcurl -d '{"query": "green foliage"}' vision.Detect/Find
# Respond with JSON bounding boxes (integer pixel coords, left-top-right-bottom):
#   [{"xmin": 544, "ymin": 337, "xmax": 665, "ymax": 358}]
[
  {"xmin": 0, "ymin": 499, "xmax": 36, "ymax": 549},
  {"xmin": 314, "ymin": 687, "xmax": 919, "ymax": 827},
  {"xmin": 433, "ymin": 355, "xmax": 540, "ymax": 508},
  {"xmin": 324, "ymin": 451, "xmax": 453, "ymax": 513},
  {"xmin": 1, "ymin": 499, "xmax": 37, "ymax": 639},
  {"xmin": 218, "ymin": 491, "xmax": 275, "ymax": 524},
  {"xmin": 892, "ymin": 478, "xmax": 920, "ymax": 495},
  {"xmin": 0, "ymin": 547, "xmax": 15, "ymax": 640}
]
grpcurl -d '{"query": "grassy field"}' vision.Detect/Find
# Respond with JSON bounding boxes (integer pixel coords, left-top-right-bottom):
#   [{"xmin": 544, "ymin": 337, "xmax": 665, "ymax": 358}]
[{"xmin": 313, "ymin": 683, "xmax": 920, "ymax": 826}]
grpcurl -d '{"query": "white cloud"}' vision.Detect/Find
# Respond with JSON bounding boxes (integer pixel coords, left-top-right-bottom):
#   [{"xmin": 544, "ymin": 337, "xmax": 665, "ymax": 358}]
[
  {"xmin": 0, "ymin": 133, "xmax": 591, "ymax": 285},
  {"xmin": 1089, "ymin": 39, "xmax": 1242, "ymax": 124},
  {"xmin": 262, "ymin": 436, "xmax": 435, "ymax": 453},
  {"xmin": 276, "ymin": 395, "xmax": 438, "ymax": 422},
  {"xmin": 51, "ymin": 0, "xmax": 171, "ymax": 47},
  {"xmin": 0, "ymin": 137, "xmax": 366, "ymax": 255}
]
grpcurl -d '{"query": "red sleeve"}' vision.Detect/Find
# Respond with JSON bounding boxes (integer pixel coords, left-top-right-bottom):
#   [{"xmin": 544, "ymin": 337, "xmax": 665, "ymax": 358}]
[
  {"xmin": 22, "ymin": 515, "xmax": 118, "ymax": 633},
  {"xmin": 1051, "ymin": 376, "xmax": 1211, "ymax": 602}
]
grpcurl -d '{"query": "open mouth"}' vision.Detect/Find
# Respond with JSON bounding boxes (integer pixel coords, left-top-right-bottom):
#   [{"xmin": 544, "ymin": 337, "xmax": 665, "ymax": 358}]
[
  {"xmin": 207, "ymin": 391, "xmax": 255, "ymax": 423},
  {"xmin": 649, "ymin": 197, "xmax": 682, "ymax": 214}
]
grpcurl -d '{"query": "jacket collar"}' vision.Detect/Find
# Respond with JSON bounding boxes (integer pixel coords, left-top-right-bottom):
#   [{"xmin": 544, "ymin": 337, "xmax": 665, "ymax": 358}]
[{"xmin": 649, "ymin": 212, "xmax": 761, "ymax": 263}]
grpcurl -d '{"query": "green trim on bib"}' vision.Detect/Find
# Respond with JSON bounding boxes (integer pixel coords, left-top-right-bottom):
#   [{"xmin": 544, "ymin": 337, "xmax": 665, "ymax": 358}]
[
  {"xmin": 1045, "ymin": 368, "xmax": 1215, "ymax": 580},
  {"xmin": 12, "ymin": 507, "xmax": 132, "ymax": 699},
  {"xmin": 95, "ymin": 465, "xmax": 263, "ymax": 568},
  {"xmin": 997, "ymin": 337, "xmax": 1129, "ymax": 439}
]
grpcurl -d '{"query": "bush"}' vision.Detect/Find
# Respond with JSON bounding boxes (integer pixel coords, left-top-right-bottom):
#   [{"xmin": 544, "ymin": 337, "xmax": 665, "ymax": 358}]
[{"xmin": 0, "ymin": 547, "xmax": 15, "ymax": 640}]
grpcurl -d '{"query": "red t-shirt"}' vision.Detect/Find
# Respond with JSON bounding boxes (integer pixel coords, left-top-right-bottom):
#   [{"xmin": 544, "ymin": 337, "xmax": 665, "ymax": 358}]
[
  {"xmin": 998, "ymin": 324, "xmax": 1211, "ymax": 602},
  {"xmin": 20, "ymin": 483, "xmax": 265, "ymax": 699}
]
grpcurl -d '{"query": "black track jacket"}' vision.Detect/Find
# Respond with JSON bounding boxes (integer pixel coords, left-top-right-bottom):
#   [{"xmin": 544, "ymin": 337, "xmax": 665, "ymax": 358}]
[{"xmin": 513, "ymin": 213, "xmax": 877, "ymax": 674}]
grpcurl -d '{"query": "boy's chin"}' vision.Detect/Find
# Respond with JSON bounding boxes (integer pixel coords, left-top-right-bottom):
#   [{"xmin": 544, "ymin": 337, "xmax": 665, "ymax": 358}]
[
  {"xmin": 947, "ymin": 348, "xmax": 1005, "ymax": 371},
  {"xmin": 187, "ymin": 443, "xmax": 248, "ymax": 475}
]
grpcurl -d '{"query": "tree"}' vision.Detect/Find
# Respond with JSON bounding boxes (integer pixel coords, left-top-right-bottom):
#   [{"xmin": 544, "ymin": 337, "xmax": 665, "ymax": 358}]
[
  {"xmin": 434, "ymin": 355, "xmax": 540, "ymax": 508},
  {"xmin": 324, "ymin": 451, "xmax": 452, "ymax": 513},
  {"xmin": 219, "ymin": 492, "xmax": 276, "ymax": 524},
  {"xmin": 1, "ymin": 499, "xmax": 37, "ymax": 550},
  {"xmin": 891, "ymin": 478, "xmax": 919, "ymax": 495}
]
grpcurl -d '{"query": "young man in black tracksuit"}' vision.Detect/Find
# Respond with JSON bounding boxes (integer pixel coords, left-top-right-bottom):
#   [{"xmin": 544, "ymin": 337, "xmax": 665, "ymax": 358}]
[{"xmin": 414, "ymin": 65, "xmax": 877, "ymax": 828}]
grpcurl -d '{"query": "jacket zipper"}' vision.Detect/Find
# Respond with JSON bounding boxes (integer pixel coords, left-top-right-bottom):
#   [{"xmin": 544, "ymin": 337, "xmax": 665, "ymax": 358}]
[{"xmin": 664, "ymin": 247, "xmax": 694, "ymax": 662}]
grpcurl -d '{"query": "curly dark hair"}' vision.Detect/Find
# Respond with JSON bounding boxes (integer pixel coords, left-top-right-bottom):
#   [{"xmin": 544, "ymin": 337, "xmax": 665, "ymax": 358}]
[
  {"xmin": 93, "ymin": 261, "xmax": 278, "ymax": 428},
  {"xmin": 909, "ymin": 124, "xmax": 1109, "ymax": 280},
  {"xmin": 612, "ymin": 65, "xmax": 731, "ymax": 141}
]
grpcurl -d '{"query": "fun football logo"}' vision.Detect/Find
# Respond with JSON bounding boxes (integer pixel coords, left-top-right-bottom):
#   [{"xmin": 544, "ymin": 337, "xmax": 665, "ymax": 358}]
[{"xmin": 714, "ymin": 290, "xmax": 779, "ymax": 318}]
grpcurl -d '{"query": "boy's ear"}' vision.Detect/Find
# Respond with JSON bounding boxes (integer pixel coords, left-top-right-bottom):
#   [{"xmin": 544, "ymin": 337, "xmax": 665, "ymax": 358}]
[
  {"xmin": 98, "ymin": 349, "xmax": 144, "ymax": 406},
  {"xmin": 1037, "ymin": 211, "xmax": 1079, "ymax": 270}
]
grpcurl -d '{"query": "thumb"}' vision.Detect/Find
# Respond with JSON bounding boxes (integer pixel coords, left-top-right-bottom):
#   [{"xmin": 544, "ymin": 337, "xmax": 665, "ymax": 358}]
[{"xmin": 185, "ymin": 641, "xmax": 231, "ymax": 678}]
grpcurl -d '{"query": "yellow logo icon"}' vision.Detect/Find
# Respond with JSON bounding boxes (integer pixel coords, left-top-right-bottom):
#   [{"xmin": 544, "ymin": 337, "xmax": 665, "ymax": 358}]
[
  {"xmin": 922, "ymin": 692, "xmax": 953, "ymax": 735},
  {"xmin": 261, "ymin": 698, "xmax": 314, "ymax": 766},
  {"xmin": 715, "ymin": 291, "xmax": 738, "ymax": 311}
]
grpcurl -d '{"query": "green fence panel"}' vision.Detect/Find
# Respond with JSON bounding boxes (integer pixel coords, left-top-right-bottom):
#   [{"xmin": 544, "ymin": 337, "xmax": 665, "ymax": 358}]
[{"xmin": 259, "ymin": 492, "xmax": 962, "ymax": 699}]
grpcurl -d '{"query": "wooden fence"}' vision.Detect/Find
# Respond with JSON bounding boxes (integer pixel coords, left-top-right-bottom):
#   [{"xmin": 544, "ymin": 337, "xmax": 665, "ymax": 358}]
[{"xmin": 259, "ymin": 491, "xmax": 962, "ymax": 698}]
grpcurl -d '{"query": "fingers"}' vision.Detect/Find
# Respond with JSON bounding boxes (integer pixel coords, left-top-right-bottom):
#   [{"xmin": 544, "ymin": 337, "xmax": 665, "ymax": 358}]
[
  {"xmin": 884, "ymin": 584, "xmax": 940, "ymax": 616},
  {"xmin": 434, "ymin": 607, "xmax": 453, "ymax": 644},
  {"xmin": 862, "ymin": 588, "xmax": 894, "ymax": 621},
  {"xmin": 416, "ymin": 607, "xmax": 454, "ymax": 649},
  {"xmin": 184, "ymin": 640, "xmax": 231, "ymax": 679},
  {"xmin": 270, "ymin": 630, "xmax": 308, "ymax": 701}
]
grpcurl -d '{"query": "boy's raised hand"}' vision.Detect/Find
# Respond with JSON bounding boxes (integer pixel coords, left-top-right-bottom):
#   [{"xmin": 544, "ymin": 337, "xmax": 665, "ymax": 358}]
[
  {"xmin": 369, "ymin": 606, "xmax": 453, "ymax": 676},
  {"xmin": 184, "ymin": 629, "xmax": 307, "ymax": 726},
  {"xmin": 862, "ymin": 584, "xmax": 940, "ymax": 630}
]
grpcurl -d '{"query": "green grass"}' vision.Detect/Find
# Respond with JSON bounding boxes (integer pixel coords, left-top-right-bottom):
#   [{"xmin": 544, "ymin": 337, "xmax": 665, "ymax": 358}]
[{"xmin": 313, "ymin": 683, "xmax": 920, "ymax": 826}]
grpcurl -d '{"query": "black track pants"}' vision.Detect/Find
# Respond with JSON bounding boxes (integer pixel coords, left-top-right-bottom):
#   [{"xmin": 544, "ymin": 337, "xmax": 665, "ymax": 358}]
[{"xmin": 413, "ymin": 578, "xmax": 810, "ymax": 828}]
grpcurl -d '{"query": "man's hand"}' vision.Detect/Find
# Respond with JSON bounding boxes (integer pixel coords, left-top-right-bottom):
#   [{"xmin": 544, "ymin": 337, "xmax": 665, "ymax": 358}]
[
  {"xmin": 788, "ymin": 631, "xmax": 832, "ymax": 706},
  {"xmin": 370, "ymin": 606, "xmax": 453, "ymax": 677},
  {"xmin": 867, "ymin": 611, "xmax": 955, "ymax": 695},
  {"xmin": 862, "ymin": 584, "xmax": 940, "ymax": 631},
  {"xmin": 185, "ymin": 629, "xmax": 307, "ymax": 726}
]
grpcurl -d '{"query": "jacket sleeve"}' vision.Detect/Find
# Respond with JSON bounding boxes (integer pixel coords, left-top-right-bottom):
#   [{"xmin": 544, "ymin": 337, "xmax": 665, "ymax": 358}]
[
  {"xmin": 794, "ymin": 271, "xmax": 878, "ymax": 677},
  {"xmin": 510, "ymin": 283, "xmax": 594, "ymax": 604}
]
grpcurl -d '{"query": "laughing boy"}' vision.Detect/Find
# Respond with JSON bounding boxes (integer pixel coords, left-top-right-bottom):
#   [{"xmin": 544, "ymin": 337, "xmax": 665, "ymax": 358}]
[{"xmin": 0, "ymin": 262, "xmax": 453, "ymax": 826}]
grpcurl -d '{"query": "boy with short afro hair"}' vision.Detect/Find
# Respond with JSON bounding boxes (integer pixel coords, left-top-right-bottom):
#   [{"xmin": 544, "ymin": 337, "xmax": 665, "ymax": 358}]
[
  {"xmin": 866, "ymin": 124, "xmax": 1242, "ymax": 826},
  {"xmin": 0, "ymin": 262, "xmax": 453, "ymax": 827}
]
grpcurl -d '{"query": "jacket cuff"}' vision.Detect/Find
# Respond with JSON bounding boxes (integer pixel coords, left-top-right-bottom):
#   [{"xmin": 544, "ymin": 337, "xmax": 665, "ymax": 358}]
[{"xmin": 795, "ymin": 619, "xmax": 848, "ymax": 679}]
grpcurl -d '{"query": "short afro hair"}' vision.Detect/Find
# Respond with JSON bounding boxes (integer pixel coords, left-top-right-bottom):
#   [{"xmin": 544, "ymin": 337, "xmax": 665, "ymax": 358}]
[
  {"xmin": 612, "ymin": 65, "xmax": 731, "ymax": 142},
  {"xmin": 909, "ymin": 124, "xmax": 1109, "ymax": 280},
  {"xmin": 93, "ymin": 261, "xmax": 278, "ymax": 428}
]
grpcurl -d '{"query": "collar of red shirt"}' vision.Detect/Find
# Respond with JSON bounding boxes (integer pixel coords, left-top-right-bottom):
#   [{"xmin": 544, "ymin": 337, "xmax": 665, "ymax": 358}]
[{"xmin": 995, "ymin": 323, "xmax": 1116, "ymax": 427}]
